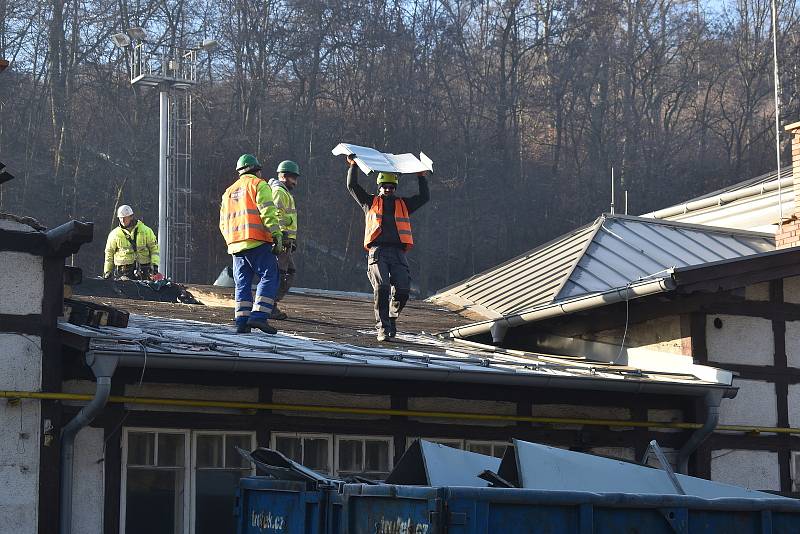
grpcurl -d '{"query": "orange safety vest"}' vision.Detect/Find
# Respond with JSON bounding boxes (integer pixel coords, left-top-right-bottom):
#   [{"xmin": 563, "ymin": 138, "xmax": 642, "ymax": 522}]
[
  {"xmin": 364, "ymin": 197, "xmax": 414, "ymax": 250},
  {"xmin": 220, "ymin": 174, "xmax": 272, "ymax": 245}
]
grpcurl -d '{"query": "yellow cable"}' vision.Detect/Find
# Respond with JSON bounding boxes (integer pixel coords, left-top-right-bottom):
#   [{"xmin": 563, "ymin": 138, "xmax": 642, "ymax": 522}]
[{"xmin": 2, "ymin": 390, "xmax": 798, "ymax": 435}]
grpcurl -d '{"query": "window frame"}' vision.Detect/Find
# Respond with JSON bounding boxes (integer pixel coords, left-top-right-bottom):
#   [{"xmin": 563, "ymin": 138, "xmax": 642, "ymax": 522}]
[
  {"xmin": 189, "ymin": 431, "xmax": 256, "ymax": 534},
  {"xmin": 406, "ymin": 437, "xmax": 465, "ymax": 449},
  {"xmin": 465, "ymin": 440, "xmax": 510, "ymax": 458},
  {"xmin": 270, "ymin": 432, "xmax": 335, "ymax": 475},
  {"xmin": 120, "ymin": 427, "xmax": 192, "ymax": 534},
  {"xmin": 334, "ymin": 434, "xmax": 394, "ymax": 478}
]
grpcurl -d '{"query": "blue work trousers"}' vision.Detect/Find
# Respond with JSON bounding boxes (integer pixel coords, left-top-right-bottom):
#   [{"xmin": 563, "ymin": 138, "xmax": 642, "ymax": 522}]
[{"xmin": 232, "ymin": 243, "xmax": 279, "ymax": 327}]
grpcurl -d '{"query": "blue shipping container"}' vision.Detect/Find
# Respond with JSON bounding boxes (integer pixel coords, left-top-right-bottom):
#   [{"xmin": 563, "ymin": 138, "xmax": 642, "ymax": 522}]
[{"xmin": 235, "ymin": 478, "xmax": 327, "ymax": 534}]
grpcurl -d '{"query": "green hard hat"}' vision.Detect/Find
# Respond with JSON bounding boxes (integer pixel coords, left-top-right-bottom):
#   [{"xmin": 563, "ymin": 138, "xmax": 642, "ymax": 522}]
[
  {"xmin": 276, "ymin": 160, "xmax": 300, "ymax": 175},
  {"xmin": 236, "ymin": 153, "xmax": 261, "ymax": 174},
  {"xmin": 376, "ymin": 172, "xmax": 399, "ymax": 185}
]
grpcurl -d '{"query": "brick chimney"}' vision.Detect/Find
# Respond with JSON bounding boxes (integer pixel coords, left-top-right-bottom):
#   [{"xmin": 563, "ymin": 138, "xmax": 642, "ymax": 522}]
[{"xmin": 776, "ymin": 121, "xmax": 800, "ymax": 249}]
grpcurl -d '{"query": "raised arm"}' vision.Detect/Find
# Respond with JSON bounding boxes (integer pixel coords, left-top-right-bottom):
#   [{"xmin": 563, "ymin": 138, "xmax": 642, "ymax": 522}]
[
  {"xmin": 403, "ymin": 173, "xmax": 430, "ymax": 214},
  {"xmin": 346, "ymin": 157, "xmax": 372, "ymax": 208}
]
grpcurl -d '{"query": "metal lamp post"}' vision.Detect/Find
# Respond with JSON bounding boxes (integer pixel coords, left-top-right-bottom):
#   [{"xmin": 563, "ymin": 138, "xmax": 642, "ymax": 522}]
[{"xmin": 111, "ymin": 29, "xmax": 217, "ymax": 281}]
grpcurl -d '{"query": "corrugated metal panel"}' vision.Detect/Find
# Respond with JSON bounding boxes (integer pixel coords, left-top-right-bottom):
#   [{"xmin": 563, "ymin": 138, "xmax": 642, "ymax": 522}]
[
  {"xmin": 556, "ymin": 217, "xmax": 774, "ymax": 301},
  {"xmin": 430, "ymin": 215, "xmax": 774, "ymax": 318},
  {"xmin": 430, "ymin": 223, "xmax": 598, "ymax": 318}
]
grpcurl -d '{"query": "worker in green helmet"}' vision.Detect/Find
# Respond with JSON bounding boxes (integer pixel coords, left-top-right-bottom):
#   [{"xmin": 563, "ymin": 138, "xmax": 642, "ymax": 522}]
[
  {"xmin": 219, "ymin": 153, "xmax": 283, "ymax": 335},
  {"xmin": 268, "ymin": 160, "xmax": 300, "ymax": 319},
  {"xmin": 344, "ymin": 155, "xmax": 430, "ymax": 342}
]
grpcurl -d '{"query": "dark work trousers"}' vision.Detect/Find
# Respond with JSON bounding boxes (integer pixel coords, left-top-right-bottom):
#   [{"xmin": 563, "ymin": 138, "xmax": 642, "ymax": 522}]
[
  {"xmin": 366, "ymin": 246, "xmax": 410, "ymax": 333},
  {"xmin": 276, "ymin": 246, "xmax": 296, "ymax": 301}
]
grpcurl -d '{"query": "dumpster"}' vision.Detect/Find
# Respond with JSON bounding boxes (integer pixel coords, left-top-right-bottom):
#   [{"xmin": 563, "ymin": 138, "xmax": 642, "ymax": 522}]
[
  {"xmin": 441, "ymin": 486, "xmax": 800, "ymax": 534},
  {"xmin": 330, "ymin": 484, "xmax": 441, "ymax": 534},
  {"xmin": 235, "ymin": 478, "xmax": 327, "ymax": 534}
]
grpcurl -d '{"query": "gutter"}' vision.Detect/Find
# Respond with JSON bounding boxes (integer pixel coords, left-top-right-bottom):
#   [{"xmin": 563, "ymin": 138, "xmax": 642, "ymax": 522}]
[
  {"xmin": 60, "ymin": 352, "xmax": 117, "ymax": 534},
  {"xmin": 677, "ymin": 390, "xmax": 723, "ymax": 475},
  {"xmin": 447, "ymin": 277, "xmax": 675, "ymax": 342},
  {"xmin": 645, "ymin": 174, "xmax": 792, "ymax": 220}
]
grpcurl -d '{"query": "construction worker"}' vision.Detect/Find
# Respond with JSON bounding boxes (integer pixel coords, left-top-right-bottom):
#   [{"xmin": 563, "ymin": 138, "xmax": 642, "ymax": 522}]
[
  {"xmin": 103, "ymin": 205, "xmax": 159, "ymax": 280},
  {"xmin": 345, "ymin": 155, "xmax": 429, "ymax": 341},
  {"xmin": 268, "ymin": 160, "xmax": 300, "ymax": 320},
  {"xmin": 219, "ymin": 154, "xmax": 283, "ymax": 334}
]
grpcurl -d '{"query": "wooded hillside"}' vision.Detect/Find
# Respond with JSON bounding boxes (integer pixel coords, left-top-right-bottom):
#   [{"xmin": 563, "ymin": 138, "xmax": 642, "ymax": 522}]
[{"xmin": 1, "ymin": 0, "xmax": 797, "ymax": 295}]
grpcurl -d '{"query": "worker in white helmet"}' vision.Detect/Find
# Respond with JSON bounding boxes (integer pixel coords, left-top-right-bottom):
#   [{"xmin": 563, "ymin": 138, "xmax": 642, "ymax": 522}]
[{"xmin": 103, "ymin": 204, "xmax": 160, "ymax": 280}]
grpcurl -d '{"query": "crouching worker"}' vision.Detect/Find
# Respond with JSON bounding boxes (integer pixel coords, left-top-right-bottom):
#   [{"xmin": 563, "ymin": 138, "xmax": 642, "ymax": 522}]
[
  {"xmin": 103, "ymin": 204, "xmax": 159, "ymax": 280},
  {"xmin": 219, "ymin": 154, "xmax": 284, "ymax": 334}
]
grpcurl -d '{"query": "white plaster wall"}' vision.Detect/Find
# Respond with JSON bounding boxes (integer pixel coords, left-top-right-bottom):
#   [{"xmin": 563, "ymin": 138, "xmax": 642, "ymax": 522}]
[
  {"xmin": 784, "ymin": 275, "xmax": 800, "ymax": 304},
  {"xmin": 532, "ymin": 404, "xmax": 631, "ymax": 430},
  {"xmin": 0, "ymin": 252, "xmax": 43, "ymax": 315},
  {"xmin": 71, "ymin": 427, "xmax": 104, "ymax": 534},
  {"xmin": 591, "ymin": 316, "xmax": 689, "ymax": 355},
  {"xmin": 784, "ymin": 321, "xmax": 800, "ymax": 369},
  {"xmin": 0, "ymin": 399, "xmax": 41, "ymax": 534},
  {"xmin": 744, "ymin": 282, "xmax": 770, "ymax": 301},
  {"xmin": 123, "ymin": 383, "xmax": 259, "ymax": 414},
  {"xmin": 711, "ymin": 450, "xmax": 780, "ymax": 491},
  {"xmin": 408, "ymin": 397, "xmax": 516, "ymax": 426},
  {"xmin": 274, "ymin": 390, "xmax": 391, "ymax": 420},
  {"xmin": 0, "ymin": 334, "xmax": 42, "ymax": 391},
  {"xmin": 719, "ymin": 379, "xmax": 777, "ymax": 427},
  {"xmin": 787, "ymin": 384, "xmax": 800, "ymax": 429},
  {"xmin": 706, "ymin": 315, "xmax": 774, "ymax": 366}
]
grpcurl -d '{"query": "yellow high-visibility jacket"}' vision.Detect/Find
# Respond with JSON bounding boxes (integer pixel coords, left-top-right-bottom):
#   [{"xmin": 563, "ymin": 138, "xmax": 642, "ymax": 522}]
[
  {"xmin": 269, "ymin": 178, "xmax": 297, "ymax": 240},
  {"xmin": 103, "ymin": 220, "xmax": 159, "ymax": 275}
]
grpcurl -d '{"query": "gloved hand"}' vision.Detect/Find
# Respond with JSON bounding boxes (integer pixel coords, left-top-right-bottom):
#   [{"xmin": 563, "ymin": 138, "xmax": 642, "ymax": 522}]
[
  {"xmin": 271, "ymin": 232, "xmax": 284, "ymax": 255},
  {"xmin": 102, "ymin": 271, "xmax": 112, "ymax": 280},
  {"xmin": 346, "ymin": 155, "xmax": 357, "ymax": 167}
]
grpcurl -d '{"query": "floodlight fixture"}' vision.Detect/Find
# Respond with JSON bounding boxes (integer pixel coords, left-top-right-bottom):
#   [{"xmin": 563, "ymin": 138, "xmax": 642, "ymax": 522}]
[
  {"xmin": 200, "ymin": 39, "xmax": 219, "ymax": 52},
  {"xmin": 126, "ymin": 27, "xmax": 148, "ymax": 41},
  {"xmin": 111, "ymin": 33, "xmax": 131, "ymax": 48}
]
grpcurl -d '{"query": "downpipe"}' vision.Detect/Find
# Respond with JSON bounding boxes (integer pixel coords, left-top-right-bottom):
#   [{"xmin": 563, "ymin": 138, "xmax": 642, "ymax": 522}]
[
  {"xmin": 677, "ymin": 390, "xmax": 723, "ymax": 475},
  {"xmin": 59, "ymin": 353, "xmax": 117, "ymax": 534}
]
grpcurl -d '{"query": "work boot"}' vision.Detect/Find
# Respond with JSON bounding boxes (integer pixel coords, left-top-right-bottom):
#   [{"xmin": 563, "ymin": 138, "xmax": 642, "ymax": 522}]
[
  {"xmin": 388, "ymin": 318, "xmax": 397, "ymax": 338},
  {"xmin": 236, "ymin": 323, "xmax": 251, "ymax": 334},
  {"xmin": 270, "ymin": 305, "xmax": 288, "ymax": 320},
  {"xmin": 247, "ymin": 318, "xmax": 278, "ymax": 335}
]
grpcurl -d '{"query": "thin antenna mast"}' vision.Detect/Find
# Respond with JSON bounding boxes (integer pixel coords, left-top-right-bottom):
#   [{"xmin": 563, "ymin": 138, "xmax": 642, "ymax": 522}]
[
  {"xmin": 771, "ymin": 0, "xmax": 783, "ymax": 224},
  {"xmin": 610, "ymin": 167, "xmax": 615, "ymax": 215},
  {"xmin": 625, "ymin": 190, "xmax": 628, "ymax": 215}
]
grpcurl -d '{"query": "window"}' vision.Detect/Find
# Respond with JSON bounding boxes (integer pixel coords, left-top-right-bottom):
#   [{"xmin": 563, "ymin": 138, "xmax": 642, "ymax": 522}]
[
  {"xmin": 271, "ymin": 433, "xmax": 333, "ymax": 474},
  {"xmin": 406, "ymin": 437, "xmax": 465, "ymax": 450},
  {"xmin": 122, "ymin": 429, "xmax": 189, "ymax": 534},
  {"xmin": 406, "ymin": 437, "xmax": 509, "ymax": 458},
  {"xmin": 466, "ymin": 440, "xmax": 508, "ymax": 458},
  {"xmin": 335, "ymin": 436, "xmax": 393, "ymax": 480},
  {"xmin": 121, "ymin": 429, "xmax": 255, "ymax": 534},
  {"xmin": 272, "ymin": 432, "xmax": 394, "ymax": 479},
  {"xmin": 792, "ymin": 452, "xmax": 800, "ymax": 492},
  {"xmin": 192, "ymin": 432, "xmax": 255, "ymax": 534}
]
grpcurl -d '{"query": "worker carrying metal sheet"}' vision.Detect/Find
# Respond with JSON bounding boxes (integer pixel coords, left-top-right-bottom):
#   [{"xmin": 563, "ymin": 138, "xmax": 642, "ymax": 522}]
[
  {"xmin": 219, "ymin": 154, "xmax": 283, "ymax": 335},
  {"xmin": 103, "ymin": 204, "xmax": 159, "ymax": 280},
  {"xmin": 345, "ymin": 154, "xmax": 430, "ymax": 341},
  {"xmin": 268, "ymin": 160, "xmax": 300, "ymax": 320}
]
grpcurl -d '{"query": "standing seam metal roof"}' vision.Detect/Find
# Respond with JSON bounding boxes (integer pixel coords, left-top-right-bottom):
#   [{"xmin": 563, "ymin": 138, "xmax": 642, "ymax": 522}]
[{"xmin": 430, "ymin": 214, "xmax": 774, "ymax": 319}]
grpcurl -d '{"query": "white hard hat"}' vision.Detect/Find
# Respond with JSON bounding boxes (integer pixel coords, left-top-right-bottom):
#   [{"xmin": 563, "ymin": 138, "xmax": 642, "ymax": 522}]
[{"xmin": 117, "ymin": 205, "xmax": 134, "ymax": 218}]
